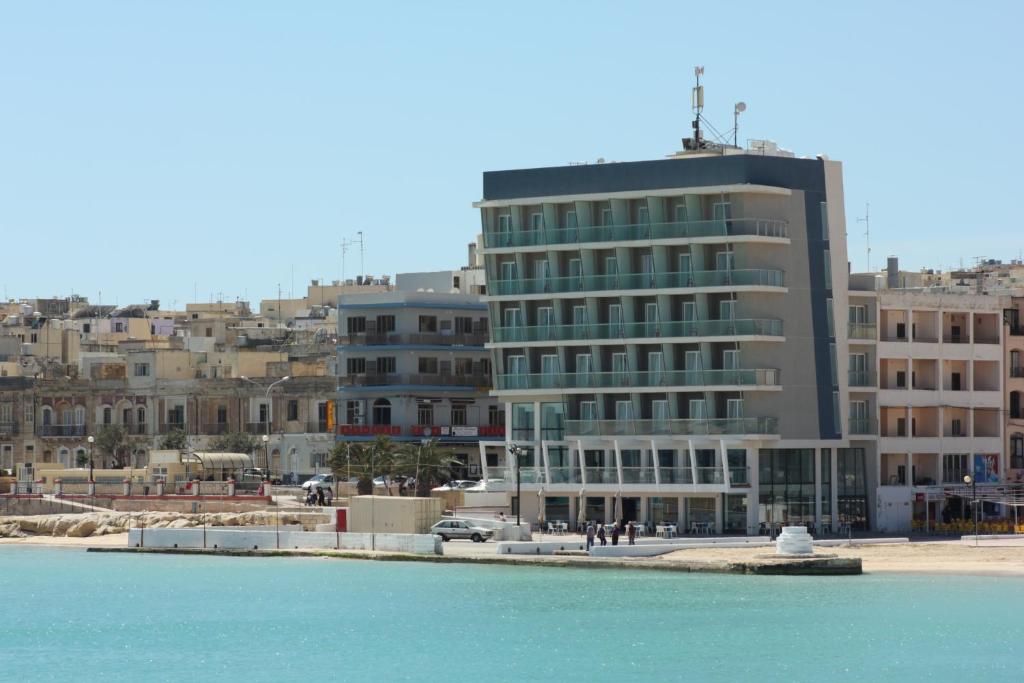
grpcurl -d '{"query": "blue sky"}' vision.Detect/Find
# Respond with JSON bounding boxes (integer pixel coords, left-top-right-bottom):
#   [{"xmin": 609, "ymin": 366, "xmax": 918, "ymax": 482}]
[{"xmin": 1, "ymin": 1, "xmax": 1020, "ymax": 308}]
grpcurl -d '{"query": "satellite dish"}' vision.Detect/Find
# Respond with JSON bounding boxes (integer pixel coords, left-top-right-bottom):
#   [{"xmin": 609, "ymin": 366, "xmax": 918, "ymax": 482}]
[{"xmin": 735, "ymin": 102, "xmax": 747, "ymax": 113}]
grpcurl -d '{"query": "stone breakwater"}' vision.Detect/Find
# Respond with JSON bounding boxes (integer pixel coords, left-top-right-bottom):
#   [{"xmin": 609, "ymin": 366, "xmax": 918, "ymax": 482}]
[{"xmin": 0, "ymin": 511, "xmax": 324, "ymax": 538}]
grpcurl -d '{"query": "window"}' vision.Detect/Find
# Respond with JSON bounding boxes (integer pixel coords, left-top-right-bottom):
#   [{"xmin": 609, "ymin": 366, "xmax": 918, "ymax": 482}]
[
  {"xmin": 504, "ymin": 307, "xmax": 523, "ymax": 329},
  {"xmin": 347, "ymin": 317, "xmax": 366, "ymax": 334},
  {"xmin": 896, "ymin": 370, "xmax": 907, "ymax": 388},
  {"xmin": 376, "ymin": 315, "xmax": 395, "ymax": 333},
  {"xmin": 451, "ymin": 403, "xmax": 467, "ymax": 426},
  {"xmin": 287, "ymin": 400, "xmax": 299, "ymax": 421},
  {"xmin": 24, "ymin": 403, "xmax": 33, "ymax": 423},
  {"xmin": 565, "ymin": 211, "xmax": 577, "ymax": 229},
  {"xmin": 83, "ymin": 323, "xmax": 91, "ymax": 334},
  {"xmin": 102, "ymin": 407, "xmax": 112, "ymax": 425},
  {"xmin": 826, "ymin": 299, "xmax": 835, "ymax": 337},
  {"xmin": 217, "ymin": 406, "xmax": 228, "ymax": 424},
  {"xmin": 943, "ymin": 453, "xmax": 970, "ymax": 484},
  {"xmin": 531, "ymin": 213, "xmax": 543, "ymax": 230},
  {"xmin": 713, "ymin": 202, "xmax": 732, "ymax": 221},
  {"xmin": 689, "ymin": 399, "xmax": 707, "ymax": 420},
  {"xmin": 1011, "ymin": 434, "xmax": 1024, "ymax": 469},
  {"xmin": 727, "ymin": 399, "xmax": 744, "ymax": 419},
  {"xmin": 896, "ymin": 322, "xmax": 906, "ymax": 340},
  {"xmin": 601, "ymin": 208, "xmax": 613, "ymax": 226},
  {"xmin": 30, "ymin": 332, "xmax": 38, "ymax": 343},
  {"xmin": 951, "ymin": 418, "xmax": 963, "ymax": 436},
  {"xmin": 417, "ymin": 402, "xmax": 434, "ymax": 426},
  {"xmin": 1012, "ymin": 391, "xmax": 1022, "ymax": 419},
  {"xmin": 580, "ymin": 401, "xmax": 598, "ymax": 422},
  {"xmin": 820, "ymin": 201, "xmax": 830, "ymax": 240},
  {"xmin": 488, "ymin": 404, "xmax": 505, "ymax": 427},
  {"xmin": 114, "ymin": 322, "xmax": 124, "ymax": 333},
  {"xmin": 414, "ymin": 357, "xmax": 436, "ymax": 374},
  {"xmin": 133, "ymin": 363, "xmax": 150, "ymax": 377},
  {"xmin": 376, "ymin": 357, "xmax": 396, "ymax": 374},
  {"xmin": 720, "ymin": 300, "xmax": 736, "ymax": 321},
  {"xmin": 346, "ymin": 400, "xmax": 364, "ymax": 425},
  {"xmin": 849, "ymin": 305, "xmax": 867, "ymax": 324},
  {"xmin": 454, "ymin": 317, "xmax": 473, "ymax": 334},
  {"xmin": 0, "ymin": 403, "xmax": 11, "ymax": 424},
  {"xmin": 716, "ymin": 250, "xmax": 734, "ymax": 271},
  {"xmin": 454, "ymin": 358, "xmax": 473, "ymax": 376},
  {"xmin": 497, "ymin": 214, "xmax": 511, "ymax": 236},
  {"xmin": 674, "ymin": 203, "xmax": 688, "ymax": 222},
  {"xmin": 823, "ymin": 250, "xmax": 832, "ymax": 289},
  {"xmin": 418, "ymin": 316, "xmax": 437, "ymax": 333},
  {"xmin": 372, "ymin": 399, "xmax": 391, "ymax": 426},
  {"xmin": 500, "ymin": 261, "xmax": 518, "ymax": 282},
  {"xmin": 723, "ymin": 350, "xmax": 740, "ymax": 371},
  {"xmin": 346, "ymin": 357, "xmax": 366, "ymax": 374},
  {"xmin": 73, "ymin": 405, "xmax": 86, "ymax": 426}
]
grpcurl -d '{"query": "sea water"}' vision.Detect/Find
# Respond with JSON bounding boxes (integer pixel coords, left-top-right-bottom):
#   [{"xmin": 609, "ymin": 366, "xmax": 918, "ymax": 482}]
[{"xmin": 0, "ymin": 547, "xmax": 1021, "ymax": 682}]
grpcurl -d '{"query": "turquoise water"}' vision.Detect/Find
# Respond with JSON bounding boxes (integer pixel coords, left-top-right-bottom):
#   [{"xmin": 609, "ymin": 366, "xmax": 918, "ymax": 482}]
[{"xmin": 1, "ymin": 548, "xmax": 1022, "ymax": 682}]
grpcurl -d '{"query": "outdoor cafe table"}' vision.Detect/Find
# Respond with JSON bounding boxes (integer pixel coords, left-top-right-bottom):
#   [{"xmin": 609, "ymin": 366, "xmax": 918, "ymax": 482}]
[
  {"xmin": 690, "ymin": 521, "xmax": 712, "ymax": 535},
  {"xmin": 656, "ymin": 524, "xmax": 678, "ymax": 538}
]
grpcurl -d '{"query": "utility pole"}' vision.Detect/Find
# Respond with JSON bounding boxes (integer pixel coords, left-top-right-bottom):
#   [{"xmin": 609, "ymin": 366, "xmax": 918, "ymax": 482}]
[{"xmin": 857, "ymin": 203, "xmax": 871, "ymax": 272}]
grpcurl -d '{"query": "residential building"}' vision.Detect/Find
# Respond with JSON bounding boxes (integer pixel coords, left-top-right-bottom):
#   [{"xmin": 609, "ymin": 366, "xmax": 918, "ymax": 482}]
[
  {"xmin": 475, "ymin": 142, "xmax": 863, "ymax": 535},
  {"xmin": 335, "ymin": 268, "xmax": 501, "ymax": 480}
]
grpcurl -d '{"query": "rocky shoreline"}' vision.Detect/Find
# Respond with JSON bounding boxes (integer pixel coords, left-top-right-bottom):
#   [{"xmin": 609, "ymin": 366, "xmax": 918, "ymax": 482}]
[{"xmin": 0, "ymin": 511, "xmax": 322, "ymax": 538}]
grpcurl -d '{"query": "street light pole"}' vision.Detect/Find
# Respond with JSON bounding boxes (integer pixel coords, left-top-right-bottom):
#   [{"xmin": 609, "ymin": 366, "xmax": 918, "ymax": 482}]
[
  {"xmin": 87, "ymin": 435, "xmax": 95, "ymax": 482},
  {"xmin": 964, "ymin": 474, "xmax": 978, "ymax": 546},
  {"xmin": 241, "ymin": 375, "xmax": 290, "ymax": 476},
  {"xmin": 508, "ymin": 445, "xmax": 523, "ymax": 526}
]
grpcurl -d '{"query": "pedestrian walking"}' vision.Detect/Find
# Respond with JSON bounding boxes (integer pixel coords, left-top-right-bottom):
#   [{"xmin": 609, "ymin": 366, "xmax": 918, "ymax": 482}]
[
  {"xmin": 611, "ymin": 524, "xmax": 620, "ymax": 546},
  {"xmin": 597, "ymin": 524, "xmax": 607, "ymax": 546},
  {"xmin": 627, "ymin": 521, "xmax": 636, "ymax": 546},
  {"xmin": 585, "ymin": 521, "xmax": 596, "ymax": 551}
]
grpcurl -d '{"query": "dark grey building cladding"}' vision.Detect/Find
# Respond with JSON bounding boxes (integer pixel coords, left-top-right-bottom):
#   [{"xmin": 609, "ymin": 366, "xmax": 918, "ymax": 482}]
[{"xmin": 482, "ymin": 154, "xmax": 827, "ymax": 201}]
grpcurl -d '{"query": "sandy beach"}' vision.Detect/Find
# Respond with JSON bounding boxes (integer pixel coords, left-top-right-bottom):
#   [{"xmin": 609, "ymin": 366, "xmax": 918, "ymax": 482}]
[{"xmin": 653, "ymin": 539, "xmax": 1024, "ymax": 576}]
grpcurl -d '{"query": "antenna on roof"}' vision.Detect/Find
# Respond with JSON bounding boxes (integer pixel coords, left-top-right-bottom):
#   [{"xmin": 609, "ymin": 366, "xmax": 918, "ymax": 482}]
[
  {"xmin": 733, "ymin": 102, "xmax": 746, "ymax": 147},
  {"xmin": 857, "ymin": 203, "xmax": 871, "ymax": 271},
  {"xmin": 691, "ymin": 66, "xmax": 704, "ymax": 149}
]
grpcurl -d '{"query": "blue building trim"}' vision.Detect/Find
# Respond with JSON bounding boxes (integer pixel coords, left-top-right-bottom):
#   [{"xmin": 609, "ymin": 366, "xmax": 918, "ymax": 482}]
[{"xmin": 339, "ymin": 302, "xmax": 487, "ymax": 311}]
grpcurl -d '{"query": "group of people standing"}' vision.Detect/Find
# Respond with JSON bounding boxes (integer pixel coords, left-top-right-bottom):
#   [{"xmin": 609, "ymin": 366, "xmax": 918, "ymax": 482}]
[
  {"xmin": 304, "ymin": 485, "xmax": 333, "ymax": 507},
  {"xmin": 584, "ymin": 520, "xmax": 637, "ymax": 550}
]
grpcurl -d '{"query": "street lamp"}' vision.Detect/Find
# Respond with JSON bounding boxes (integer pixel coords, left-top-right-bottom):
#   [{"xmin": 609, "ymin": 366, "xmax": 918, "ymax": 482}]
[
  {"xmin": 261, "ymin": 434, "xmax": 269, "ymax": 479},
  {"xmin": 241, "ymin": 375, "xmax": 290, "ymax": 475},
  {"xmin": 87, "ymin": 435, "xmax": 95, "ymax": 482},
  {"xmin": 964, "ymin": 474, "xmax": 978, "ymax": 545},
  {"xmin": 507, "ymin": 444, "xmax": 524, "ymax": 526}
]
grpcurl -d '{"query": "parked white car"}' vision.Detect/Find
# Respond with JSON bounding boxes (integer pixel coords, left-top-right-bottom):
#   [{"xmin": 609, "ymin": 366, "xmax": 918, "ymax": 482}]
[
  {"xmin": 431, "ymin": 480, "xmax": 478, "ymax": 492},
  {"xmin": 301, "ymin": 474, "xmax": 334, "ymax": 492},
  {"xmin": 465, "ymin": 478, "xmax": 508, "ymax": 492}
]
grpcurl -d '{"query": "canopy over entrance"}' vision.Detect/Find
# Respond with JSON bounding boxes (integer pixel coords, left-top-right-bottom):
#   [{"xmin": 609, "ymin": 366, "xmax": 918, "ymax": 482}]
[{"xmin": 183, "ymin": 452, "xmax": 253, "ymax": 470}]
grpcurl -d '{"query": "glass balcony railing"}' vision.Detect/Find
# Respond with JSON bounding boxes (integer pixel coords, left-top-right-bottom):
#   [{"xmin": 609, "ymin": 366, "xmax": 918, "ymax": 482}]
[
  {"xmin": 620, "ymin": 467, "xmax": 657, "ymax": 484},
  {"xmin": 495, "ymin": 368, "xmax": 779, "ymax": 391},
  {"xmin": 482, "ymin": 217, "xmax": 788, "ymax": 249},
  {"xmin": 564, "ymin": 417, "xmax": 779, "ymax": 437},
  {"xmin": 547, "ymin": 467, "xmax": 581, "ymax": 484},
  {"xmin": 695, "ymin": 467, "xmax": 724, "ymax": 484},
  {"xmin": 491, "ymin": 318, "xmax": 783, "ymax": 343},
  {"xmin": 488, "ymin": 269, "xmax": 785, "ymax": 297},
  {"xmin": 729, "ymin": 467, "xmax": 750, "ymax": 485},
  {"xmin": 848, "ymin": 322, "xmax": 877, "ymax": 341},
  {"xmin": 583, "ymin": 467, "xmax": 619, "ymax": 484},
  {"xmin": 659, "ymin": 467, "xmax": 694, "ymax": 485},
  {"xmin": 848, "ymin": 418, "xmax": 877, "ymax": 435},
  {"xmin": 848, "ymin": 370, "xmax": 876, "ymax": 387}
]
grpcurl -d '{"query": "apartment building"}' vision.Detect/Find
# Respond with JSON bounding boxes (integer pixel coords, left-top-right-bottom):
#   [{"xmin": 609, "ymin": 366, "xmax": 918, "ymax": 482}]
[
  {"xmin": 335, "ymin": 269, "xmax": 501, "ymax": 479},
  {"xmin": 475, "ymin": 143, "xmax": 866, "ymax": 535},
  {"xmin": 1004, "ymin": 297, "xmax": 1024, "ymax": 481}
]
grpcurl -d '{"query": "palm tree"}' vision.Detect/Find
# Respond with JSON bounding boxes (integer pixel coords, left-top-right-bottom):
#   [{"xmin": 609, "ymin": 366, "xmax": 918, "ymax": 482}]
[
  {"xmin": 395, "ymin": 439, "xmax": 460, "ymax": 497},
  {"xmin": 328, "ymin": 435, "xmax": 395, "ymax": 496}
]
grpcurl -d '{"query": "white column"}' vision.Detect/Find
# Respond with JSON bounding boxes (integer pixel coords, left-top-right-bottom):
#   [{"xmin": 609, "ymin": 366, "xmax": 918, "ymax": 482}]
[
  {"xmin": 719, "ymin": 440, "xmax": 731, "ymax": 488},
  {"xmin": 830, "ymin": 448, "xmax": 840, "ymax": 528},
  {"xmin": 650, "ymin": 440, "xmax": 661, "ymax": 487},
  {"xmin": 814, "ymin": 448, "xmax": 823, "ymax": 533},
  {"xmin": 714, "ymin": 494, "xmax": 724, "ymax": 534},
  {"xmin": 746, "ymin": 445, "xmax": 759, "ymax": 536},
  {"xmin": 687, "ymin": 440, "xmax": 698, "ymax": 486},
  {"xmin": 612, "ymin": 440, "xmax": 623, "ymax": 487}
]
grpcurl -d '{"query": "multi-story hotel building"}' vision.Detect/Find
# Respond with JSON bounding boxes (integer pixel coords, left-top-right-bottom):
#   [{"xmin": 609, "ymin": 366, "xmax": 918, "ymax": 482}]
[
  {"xmin": 335, "ymin": 269, "xmax": 503, "ymax": 479},
  {"xmin": 1007, "ymin": 297, "xmax": 1024, "ymax": 481},
  {"xmin": 475, "ymin": 143, "xmax": 869, "ymax": 535}
]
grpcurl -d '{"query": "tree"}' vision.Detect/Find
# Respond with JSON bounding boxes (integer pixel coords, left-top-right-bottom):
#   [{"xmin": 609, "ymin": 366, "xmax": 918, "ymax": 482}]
[
  {"xmin": 209, "ymin": 431, "xmax": 259, "ymax": 455},
  {"xmin": 159, "ymin": 428, "xmax": 188, "ymax": 451},
  {"xmin": 394, "ymin": 439, "xmax": 460, "ymax": 496},
  {"xmin": 95, "ymin": 425, "xmax": 129, "ymax": 468},
  {"xmin": 328, "ymin": 435, "xmax": 395, "ymax": 496}
]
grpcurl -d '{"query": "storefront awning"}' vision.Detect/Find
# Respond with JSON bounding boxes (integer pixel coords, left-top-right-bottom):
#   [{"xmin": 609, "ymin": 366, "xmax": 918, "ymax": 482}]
[{"xmin": 182, "ymin": 452, "xmax": 253, "ymax": 469}]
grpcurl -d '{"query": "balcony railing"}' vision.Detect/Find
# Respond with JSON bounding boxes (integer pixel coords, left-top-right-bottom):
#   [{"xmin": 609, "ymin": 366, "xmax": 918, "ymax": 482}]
[
  {"xmin": 482, "ymin": 217, "xmax": 788, "ymax": 249},
  {"xmin": 0, "ymin": 422, "xmax": 18, "ymax": 436},
  {"xmin": 564, "ymin": 417, "xmax": 779, "ymax": 437},
  {"xmin": 158, "ymin": 421, "xmax": 188, "ymax": 435},
  {"xmin": 848, "ymin": 370, "xmax": 876, "ymax": 387},
  {"xmin": 201, "ymin": 423, "xmax": 231, "ymax": 435},
  {"xmin": 488, "ymin": 269, "xmax": 785, "ymax": 297},
  {"xmin": 547, "ymin": 466, "xmax": 581, "ymax": 484},
  {"xmin": 38, "ymin": 425, "xmax": 86, "ymax": 437},
  {"xmin": 491, "ymin": 318, "xmax": 783, "ymax": 344},
  {"xmin": 496, "ymin": 368, "xmax": 779, "ymax": 391},
  {"xmin": 943, "ymin": 334, "xmax": 970, "ymax": 344},
  {"xmin": 848, "ymin": 418, "xmax": 877, "ymax": 435},
  {"xmin": 344, "ymin": 331, "xmax": 488, "ymax": 347},
  {"xmin": 339, "ymin": 373, "xmax": 492, "ymax": 388},
  {"xmin": 1012, "ymin": 367, "xmax": 1024, "ymax": 378},
  {"xmin": 244, "ymin": 422, "xmax": 271, "ymax": 435},
  {"xmin": 847, "ymin": 322, "xmax": 876, "ymax": 341}
]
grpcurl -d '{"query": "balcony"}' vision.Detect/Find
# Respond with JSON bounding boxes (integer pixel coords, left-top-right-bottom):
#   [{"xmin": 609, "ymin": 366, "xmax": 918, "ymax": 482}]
[
  {"xmin": 848, "ymin": 322, "xmax": 876, "ymax": 341},
  {"xmin": 488, "ymin": 269, "xmax": 785, "ymax": 297},
  {"xmin": 564, "ymin": 417, "xmax": 779, "ymax": 437},
  {"xmin": 547, "ymin": 466, "xmax": 581, "ymax": 484},
  {"xmin": 491, "ymin": 318, "xmax": 783, "ymax": 344},
  {"xmin": 482, "ymin": 217, "xmax": 788, "ymax": 249},
  {"xmin": 158, "ymin": 421, "xmax": 188, "ymax": 435},
  {"xmin": 339, "ymin": 373, "xmax": 492, "ymax": 388},
  {"xmin": 244, "ymin": 422, "xmax": 271, "ymax": 435},
  {"xmin": 201, "ymin": 422, "xmax": 232, "ymax": 435},
  {"xmin": 0, "ymin": 422, "xmax": 18, "ymax": 436},
  {"xmin": 848, "ymin": 370, "xmax": 876, "ymax": 388},
  {"xmin": 344, "ymin": 331, "xmax": 488, "ymax": 347},
  {"xmin": 38, "ymin": 425, "xmax": 86, "ymax": 437},
  {"xmin": 496, "ymin": 368, "xmax": 779, "ymax": 392},
  {"xmin": 943, "ymin": 334, "xmax": 970, "ymax": 344},
  {"xmin": 849, "ymin": 418, "xmax": 877, "ymax": 435},
  {"xmin": 124, "ymin": 423, "xmax": 148, "ymax": 436}
]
